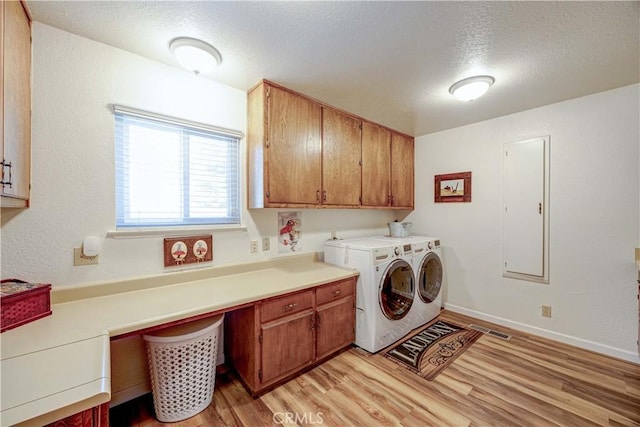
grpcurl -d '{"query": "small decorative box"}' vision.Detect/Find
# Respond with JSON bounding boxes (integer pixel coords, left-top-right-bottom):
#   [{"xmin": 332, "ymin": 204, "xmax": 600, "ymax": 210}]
[{"xmin": 1, "ymin": 279, "xmax": 52, "ymax": 333}]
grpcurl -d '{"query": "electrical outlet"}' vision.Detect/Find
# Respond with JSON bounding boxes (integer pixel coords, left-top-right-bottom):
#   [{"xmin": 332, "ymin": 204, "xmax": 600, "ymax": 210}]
[
  {"xmin": 262, "ymin": 237, "xmax": 270, "ymax": 252},
  {"xmin": 74, "ymin": 247, "xmax": 98, "ymax": 266},
  {"xmin": 541, "ymin": 305, "xmax": 552, "ymax": 318},
  {"xmin": 249, "ymin": 240, "xmax": 258, "ymax": 253}
]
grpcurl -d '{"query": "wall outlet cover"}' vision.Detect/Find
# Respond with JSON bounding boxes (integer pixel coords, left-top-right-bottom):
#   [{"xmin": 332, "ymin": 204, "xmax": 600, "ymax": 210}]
[{"xmin": 74, "ymin": 247, "xmax": 99, "ymax": 266}]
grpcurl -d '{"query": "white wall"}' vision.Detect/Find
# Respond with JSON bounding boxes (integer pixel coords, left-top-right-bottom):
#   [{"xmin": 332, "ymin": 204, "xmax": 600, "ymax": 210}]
[
  {"xmin": 408, "ymin": 84, "xmax": 640, "ymax": 362},
  {"xmin": 0, "ymin": 23, "xmax": 395, "ymax": 287}
]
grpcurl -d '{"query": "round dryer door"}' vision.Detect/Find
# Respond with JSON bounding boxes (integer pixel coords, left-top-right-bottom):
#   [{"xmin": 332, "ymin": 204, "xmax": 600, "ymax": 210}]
[
  {"xmin": 379, "ymin": 259, "xmax": 415, "ymax": 320},
  {"xmin": 418, "ymin": 252, "xmax": 443, "ymax": 303}
]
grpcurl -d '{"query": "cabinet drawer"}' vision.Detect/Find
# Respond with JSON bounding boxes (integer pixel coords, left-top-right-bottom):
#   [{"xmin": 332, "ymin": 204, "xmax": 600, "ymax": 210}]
[
  {"xmin": 316, "ymin": 278, "xmax": 355, "ymax": 306},
  {"xmin": 261, "ymin": 289, "xmax": 313, "ymax": 323}
]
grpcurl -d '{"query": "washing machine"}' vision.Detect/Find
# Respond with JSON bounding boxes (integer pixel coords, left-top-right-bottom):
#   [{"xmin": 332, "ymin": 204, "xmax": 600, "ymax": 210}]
[
  {"xmin": 323, "ymin": 237, "xmax": 417, "ymax": 353},
  {"xmin": 379, "ymin": 236, "xmax": 444, "ymax": 328}
]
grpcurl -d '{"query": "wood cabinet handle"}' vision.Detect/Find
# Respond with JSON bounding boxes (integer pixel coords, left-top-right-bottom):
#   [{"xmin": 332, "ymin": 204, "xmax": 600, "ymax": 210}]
[
  {"xmin": 310, "ymin": 315, "xmax": 315, "ymax": 330},
  {"xmin": 322, "ymin": 190, "xmax": 327, "ymax": 202},
  {"xmin": 316, "ymin": 313, "xmax": 321, "ymax": 328},
  {"xmin": 332, "ymin": 289, "xmax": 342, "ymax": 297},
  {"xmin": 283, "ymin": 302, "xmax": 297, "ymax": 312},
  {"xmin": 316, "ymin": 190, "xmax": 321, "ymax": 202}
]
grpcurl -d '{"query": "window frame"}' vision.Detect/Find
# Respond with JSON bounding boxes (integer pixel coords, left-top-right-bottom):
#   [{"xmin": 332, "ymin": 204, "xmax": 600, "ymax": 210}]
[{"xmin": 113, "ymin": 104, "xmax": 244, "ymax": 231}]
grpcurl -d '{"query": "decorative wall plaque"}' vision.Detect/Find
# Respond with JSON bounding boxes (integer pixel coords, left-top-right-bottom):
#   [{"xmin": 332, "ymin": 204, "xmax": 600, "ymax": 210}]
[
  {"xmin": 163, "ymin": 235, "xmax": 213, "ymax": 267},
  {"xmin": 434, "ymin": 171, "xmax": 472, "ymax": 203}
]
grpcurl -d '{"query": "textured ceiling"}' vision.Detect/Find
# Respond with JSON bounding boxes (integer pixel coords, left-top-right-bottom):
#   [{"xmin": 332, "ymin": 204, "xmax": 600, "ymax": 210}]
[{"xmin": 26, "ymin": 1, "xmax": 640, "ymax": 136}]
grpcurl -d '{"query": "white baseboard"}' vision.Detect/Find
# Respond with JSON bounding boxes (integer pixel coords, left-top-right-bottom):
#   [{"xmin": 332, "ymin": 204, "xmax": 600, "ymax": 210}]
[{"xmin": 444, "ymin": 303, "xmax": 640, "ymax": 365}]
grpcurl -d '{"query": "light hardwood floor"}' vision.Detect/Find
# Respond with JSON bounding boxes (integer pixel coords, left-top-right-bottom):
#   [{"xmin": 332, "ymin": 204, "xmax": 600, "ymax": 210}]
[{"xmin": 110, "ymin": 310, "xmax": 640, "ymax": 426}]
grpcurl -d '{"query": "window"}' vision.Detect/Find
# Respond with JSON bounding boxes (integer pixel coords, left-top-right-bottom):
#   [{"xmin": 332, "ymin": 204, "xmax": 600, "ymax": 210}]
[{"xmin": 114, "ymin": 106, "xmax": 241, "ymax": 228}]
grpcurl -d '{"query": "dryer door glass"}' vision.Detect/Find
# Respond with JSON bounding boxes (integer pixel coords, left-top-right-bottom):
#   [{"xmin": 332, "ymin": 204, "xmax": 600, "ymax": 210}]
[
  {"xmin": 379, "ymin": 260, "xmax": 415, "ymax": 320},
  {"xmin": 418, "ymin": 252, "xmax": 443, "ymax": 303}
]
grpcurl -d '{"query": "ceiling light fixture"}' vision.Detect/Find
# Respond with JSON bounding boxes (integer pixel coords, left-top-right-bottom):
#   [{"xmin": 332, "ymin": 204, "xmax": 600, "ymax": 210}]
[
  {"xmin": 449, "ymin": 75, "xmax": 495, "ymax": 102},
  {"xmin": 169, "ymin": 37, "xmax": 222, "ymax": 75}
]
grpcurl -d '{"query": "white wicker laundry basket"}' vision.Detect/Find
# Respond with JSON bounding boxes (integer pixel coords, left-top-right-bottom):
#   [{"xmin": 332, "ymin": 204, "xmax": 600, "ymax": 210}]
[{"xmin": 143, "ymin": 314, "xmax": 224, "ymax": 422}]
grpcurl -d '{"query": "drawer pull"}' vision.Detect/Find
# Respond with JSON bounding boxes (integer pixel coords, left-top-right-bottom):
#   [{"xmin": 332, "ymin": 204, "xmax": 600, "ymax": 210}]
[
  {"xmin": 283, "ymin": 302, "xmax": 297, "ymax": 312},
  {"xmin": 332, "ymin": 289, "xmax": 342, "ymax": 297}
]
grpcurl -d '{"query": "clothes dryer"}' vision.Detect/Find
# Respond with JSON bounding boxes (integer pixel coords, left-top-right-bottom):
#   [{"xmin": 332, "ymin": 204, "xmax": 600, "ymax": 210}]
[
  {"xmin": 324, "ymin": 237, "xmax": 417, "ymax": 353},
  {"xmin": 378, "ymin": 235, "xmax": 444, "ymax": 328}
]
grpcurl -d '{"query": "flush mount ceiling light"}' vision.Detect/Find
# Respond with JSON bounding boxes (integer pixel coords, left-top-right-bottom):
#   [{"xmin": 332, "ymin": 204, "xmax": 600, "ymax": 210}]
[
  {"xmin": 169, "ymin": 37, "xmax": 222, "ymax": 75},
  {"xmin": 449, "ymin": 75, "xmax": 495, "ymax": 102}
]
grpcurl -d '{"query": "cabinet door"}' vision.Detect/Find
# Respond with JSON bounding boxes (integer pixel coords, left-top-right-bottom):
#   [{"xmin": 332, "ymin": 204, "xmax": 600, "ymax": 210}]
[
  {"xmin": 316, "ymin": 297, "xmax": 355, "ymax": 360},
  {"xmin": 260, "ymin": 311, "xmax": 314, "ymax": 385},
  {"xmin": 361, "ymin": 122, "xmax": 390, "ymax": 207},
  {"xmin": 322, "ymin": 107, "xmax": 361, "ymax": 206},
  {"xmin": 1, "ymin": 2, "xmax": 4, "ymax": 178},
  {"xmin": 266, "ymin": 85, "xmax": 322, "ymax": 205},
  {"xmin": 503, "ymin": 136, "xmax": 549, "ymax": 283},
  {"xmin": 390, "ymin": 132, "xmax": 414, "ymax": 208},
  {"xmin": 45, "ymin": 403, "xmax": 109, "ymax": 427},
  {"xmin": 2, "ymin": 0, "xmax": 30, "ymax": 201}
]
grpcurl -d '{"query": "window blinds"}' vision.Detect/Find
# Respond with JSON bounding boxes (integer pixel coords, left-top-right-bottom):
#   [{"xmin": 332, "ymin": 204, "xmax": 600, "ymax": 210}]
[{"xmin": 114, "ymin": 106, "xmax": 241, "ymax": 228}]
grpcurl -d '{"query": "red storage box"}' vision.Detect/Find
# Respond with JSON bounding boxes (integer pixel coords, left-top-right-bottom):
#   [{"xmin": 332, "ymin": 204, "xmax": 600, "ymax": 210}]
[{"xmin": 1, "ymin": 279, "xmax": 52, "ymax": 332}]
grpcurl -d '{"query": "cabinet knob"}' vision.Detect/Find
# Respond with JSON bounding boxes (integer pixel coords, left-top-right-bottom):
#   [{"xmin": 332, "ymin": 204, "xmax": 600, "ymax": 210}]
[
  {"xmin": 283, "ymin": 302, "xmax": 297, "ymax": 312},
  {"xmin": 332, "ymin": 289, "xmax": 342, "ymax": 297}
]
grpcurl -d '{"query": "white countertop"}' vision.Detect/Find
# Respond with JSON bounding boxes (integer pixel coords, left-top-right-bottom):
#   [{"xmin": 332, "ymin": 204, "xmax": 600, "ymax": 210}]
[{"xmin": 0, "ymin": 254, "xmax": 357, "ymax": 426}]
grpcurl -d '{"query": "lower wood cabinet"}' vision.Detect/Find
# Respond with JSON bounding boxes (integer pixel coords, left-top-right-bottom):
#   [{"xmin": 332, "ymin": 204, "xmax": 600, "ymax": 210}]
[
  {"xmin": 45, "ymin": 403, "xmax": 109, "ymax": 427},
  {"xmin": 226, "ymin": 277, "xmax": 355, "ymax": 395},
  {"xmin": 261, "ymin": 310, "xmax": 315, "ymax": 384}
]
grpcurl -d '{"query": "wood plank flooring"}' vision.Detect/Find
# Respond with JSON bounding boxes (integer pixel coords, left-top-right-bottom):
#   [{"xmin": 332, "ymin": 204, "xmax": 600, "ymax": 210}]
[{"xmin": 109, "ymin": 310, "xmax": 640, "ymax": 426}]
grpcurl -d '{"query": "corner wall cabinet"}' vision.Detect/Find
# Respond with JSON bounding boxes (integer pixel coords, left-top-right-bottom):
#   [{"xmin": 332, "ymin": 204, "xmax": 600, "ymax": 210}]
[
  {"xmin": 226, "ymin": 277, "xmax": 355, "ymax": 396},
  {"xmin": 1, "ymin": 0, "xmax": 31, "ymax": 208},
  {"xmin": 248, "ymin": 80, "xmax": 414, "ymax": 209}
]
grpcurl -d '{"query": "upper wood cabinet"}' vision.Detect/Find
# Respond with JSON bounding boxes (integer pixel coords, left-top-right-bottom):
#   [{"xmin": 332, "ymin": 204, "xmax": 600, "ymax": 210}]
[
  {"xmin": 322, "ymin": 107, "xmax": 361, "ymax": 206},
  {"xmin": 390, "ymin": 132, "xmax": 415, "ymax": 209},
  {"xmin": 361, "ymin": 124, "xmax": 415, "ymax": 209},
  {"xmin": 248, "ymin": 80, "xmax": 413, "ymax": 210},
  {"xmin": 1, "ymin": 0, "xmax": 31, "ymax": 208},
  {"xmin": 248, "ymin": 82, "xmax": 322, "ymax": 208},
  {"xmin": 361, "ymin": 122, "xmax": 391, "ymax": 207}
]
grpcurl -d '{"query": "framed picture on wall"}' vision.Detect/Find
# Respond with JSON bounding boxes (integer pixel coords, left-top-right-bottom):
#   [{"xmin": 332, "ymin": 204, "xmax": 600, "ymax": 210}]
[{"xmin": 434, "ymin": 171, "xmax": 472, "ymax": 203}]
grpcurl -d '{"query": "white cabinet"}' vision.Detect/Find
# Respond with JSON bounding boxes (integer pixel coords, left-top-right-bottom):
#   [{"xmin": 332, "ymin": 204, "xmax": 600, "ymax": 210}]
[
  {"xmin": 1, "ymin": 0, "xmax": 31, "ymax": 208},
  {"xmin": 503, "ymin": 136, "xmax": 550, "ymax": 283}
]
